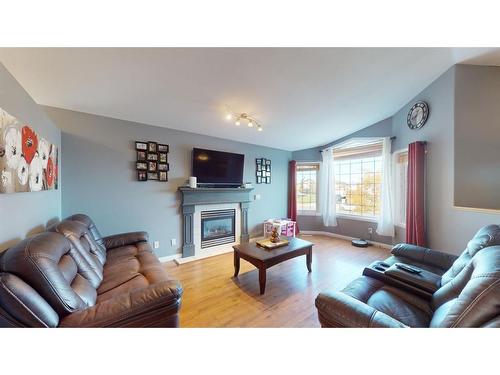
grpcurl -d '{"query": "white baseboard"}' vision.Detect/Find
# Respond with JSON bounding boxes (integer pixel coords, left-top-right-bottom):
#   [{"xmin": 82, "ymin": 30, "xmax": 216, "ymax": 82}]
[
  {"xmin": 300, "ymin": 230, "xmax": 393, "ymax": 250},
  {"xmin": 158, "ymin": 253, "xmax": 182, "ymax": 263}
]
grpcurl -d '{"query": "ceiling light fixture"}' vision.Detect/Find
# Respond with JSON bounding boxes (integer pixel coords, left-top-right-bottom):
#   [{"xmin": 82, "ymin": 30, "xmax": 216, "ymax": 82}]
[{"xmin": 225, "ymin": 112, "xmax": 262, "ymax": 132}]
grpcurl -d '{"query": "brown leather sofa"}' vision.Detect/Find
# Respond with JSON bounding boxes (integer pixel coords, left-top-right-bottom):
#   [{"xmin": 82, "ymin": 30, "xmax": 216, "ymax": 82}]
[
  {"xmin": 315, "ymin": 225, "xmax": 500, "ymax": 327},
  {"xmin": 0, "ymin": 214, "xmax": 182, "ymax": 327}
]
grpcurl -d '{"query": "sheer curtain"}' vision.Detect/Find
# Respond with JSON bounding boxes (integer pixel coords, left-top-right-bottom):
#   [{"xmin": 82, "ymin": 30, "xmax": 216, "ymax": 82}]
[
  {"xmin": 320, "ymin": 147, "xmax": 337, "ymax": 227},
  {"xmin": 376, "ymin": 137, "xmax": 395, "ymax": 237}
]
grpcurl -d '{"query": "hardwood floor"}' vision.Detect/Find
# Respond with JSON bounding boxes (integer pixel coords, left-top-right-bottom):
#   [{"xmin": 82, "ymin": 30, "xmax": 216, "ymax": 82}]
[{"xmin": 163, "ymin": 235, "xmax": 390, "ymax": 327}]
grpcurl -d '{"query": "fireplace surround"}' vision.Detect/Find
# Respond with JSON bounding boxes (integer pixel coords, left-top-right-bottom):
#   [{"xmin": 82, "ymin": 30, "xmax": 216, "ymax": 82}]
[{"xmin": 178, "ymin": 187, "xmax": 253, "ymax": 259}]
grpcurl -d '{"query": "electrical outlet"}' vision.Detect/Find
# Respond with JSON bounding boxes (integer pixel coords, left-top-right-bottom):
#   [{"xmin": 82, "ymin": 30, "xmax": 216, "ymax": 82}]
[
  {"xmin": 368, "ymin": 227, "xmax": 373, "ymax": 234},
  {"xmin": 171, "ymin": 238, "xmax": 177, "ymax": 246},
  {"xmin": 153, "ymin": 241, "xmax": 160, "ymax": 249}
]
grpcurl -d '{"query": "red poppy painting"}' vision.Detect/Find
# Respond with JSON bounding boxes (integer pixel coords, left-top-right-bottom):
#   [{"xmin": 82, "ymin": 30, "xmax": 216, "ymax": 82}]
[
  {"xmin": 46, "ymin": 157, "xmax": 54, "ymax": 187},
  {"xmin": 1, "ymin": 108, "xmax": 58, "ymax": 194},
  {"xmin": 21, "ymin": 125, "xmax": 39, "ymax": 164}
]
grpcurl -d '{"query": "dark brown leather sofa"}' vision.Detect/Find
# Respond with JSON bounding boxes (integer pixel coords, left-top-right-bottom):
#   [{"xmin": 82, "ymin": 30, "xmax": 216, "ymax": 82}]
[
  {"xmin": 0, "ymin": 214, "xmax": 182, "ymax": 328},
  {"xmin": 316, "ymin": 225, "xmax": 500, "ymax": 327}
]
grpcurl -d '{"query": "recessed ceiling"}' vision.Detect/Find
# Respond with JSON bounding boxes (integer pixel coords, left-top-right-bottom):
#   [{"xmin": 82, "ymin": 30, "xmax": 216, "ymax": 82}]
[{"xmin": 1, "ymin": 47, "xmax": 499, "ymax": 151}]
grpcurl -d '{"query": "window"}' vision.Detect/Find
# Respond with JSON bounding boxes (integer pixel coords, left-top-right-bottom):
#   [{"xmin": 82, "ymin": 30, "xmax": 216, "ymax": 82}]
[
  {"xmin": 296, "ymin": 163, "xmax": 319, "ymax": 214},
  {"xmin": 333, "ymin": 139, "xmax": 383, "ymax": 219},
  {"xmin": 393, "ymin": 150, "xmax": 408, "ymax": 227}
]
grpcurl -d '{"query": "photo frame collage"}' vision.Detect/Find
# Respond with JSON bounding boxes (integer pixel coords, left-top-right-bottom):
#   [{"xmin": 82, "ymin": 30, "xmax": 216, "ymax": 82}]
[
  {"xmin": 135, "ymin": 141, "xmax": 169, "ymax": 182},
  {"xmin": 255, "ymin": 157, "xmax": 271, "ymax": 184}
]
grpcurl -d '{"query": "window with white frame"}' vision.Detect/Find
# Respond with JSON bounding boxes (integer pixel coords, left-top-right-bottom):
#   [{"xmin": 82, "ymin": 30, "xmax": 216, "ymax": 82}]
[
  {"xmin": 296, "ymin": 163, "xmax": 319, "ymax": 214},
  {"xmin": 333, "ymin": 139, "xmax": 383, "ymax": 219},
  {"xmin": 393, "ymin": 149, "xmax": 408, "ymax": 227}
]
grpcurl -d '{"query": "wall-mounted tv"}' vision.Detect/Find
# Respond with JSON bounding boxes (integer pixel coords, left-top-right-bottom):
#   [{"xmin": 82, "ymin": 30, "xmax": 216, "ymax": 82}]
[{"xmin": 192, "ymin": 148, "xmax": 244, "ymax": 187}]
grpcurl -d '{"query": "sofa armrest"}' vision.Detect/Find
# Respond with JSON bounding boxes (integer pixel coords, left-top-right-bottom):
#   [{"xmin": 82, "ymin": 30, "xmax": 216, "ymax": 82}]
[
  {"xmin": 391, "ymin": 243, "xmax": 457, "ymax": 271},
  {"xmin": 315, "ymin": 291, "xmax": 407, "ymax": 328},
  {"xmin": 59, "ymin": 280, "xmax": 182, "ymax": 327},
  {"xmin": 103, "ymin": 231, "xmax": 149, "ymax": 250}
]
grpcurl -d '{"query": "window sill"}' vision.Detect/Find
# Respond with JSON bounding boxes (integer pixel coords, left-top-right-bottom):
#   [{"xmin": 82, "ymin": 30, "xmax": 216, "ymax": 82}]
[
  {"xmin": 297, "ymin": 211, "xmax": 321, "ymax": 217},
  {"xmin": 336, "ymin": 213, "xmax": 378, "ymax": 223}
]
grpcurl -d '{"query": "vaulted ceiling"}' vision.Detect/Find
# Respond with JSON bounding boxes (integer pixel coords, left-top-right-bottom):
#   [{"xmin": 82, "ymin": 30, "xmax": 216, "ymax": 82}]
[{"xmin": 1, "ymin": 47, "xmax": 499, "ymax": 151}]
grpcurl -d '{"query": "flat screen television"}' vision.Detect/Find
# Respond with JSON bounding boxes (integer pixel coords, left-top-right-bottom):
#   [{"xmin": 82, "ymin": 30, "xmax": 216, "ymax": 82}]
[{"xmin": 192, "ymin": 148, "xmax": 244, "ymax": 187}]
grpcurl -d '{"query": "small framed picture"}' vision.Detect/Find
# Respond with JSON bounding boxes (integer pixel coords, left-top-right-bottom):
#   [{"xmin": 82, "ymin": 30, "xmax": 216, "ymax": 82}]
[
  {"xmin": 135, "ymin": 141, "xmax": 148, "ymax": 151},
  {"xmin": 256, "ymin": 176, "xmax": 262, "ymax": 184},
  {"xmin": 159, "ymin": 152, "xmax": 168, "ymax": 163},
  {"xmin": 158, "ymin": 171, "xmax": 168, "ymax": 181},
  {"xmin": 256, "ymin": 158, "xmax": 262, "ymax": 165},
  {"xmin": 266, "ymin": 165, "xmax": 271, "ymax": 172},
  {"xmin": 256, "ymin": 171, "xmax": 261, "ymax": 177},
  {"xmin": 266, "ymin": 171, "xmax": 271, "ymax": 177},
  {"xmin": 158, "ymin": 144, "xmax": 169, "ymax": 153},
  {"xmin": 266, "ymin": 176, "xmax": 271, "ymax": 184},
  {"xmin": 266, "ymin": 159, "xmax": 271, "ymax": 165},
  {"xmin": 257, "ymin": 164, "xmax": 262, "ymax": 171},
  {"xmin": 148, "ymin": 161, "xmax": 157, "ymax": 172},
  {"xmin": 148, "ymin": 172, "xmax": 158, "ymax": 180},
  {"xmin": 148, "ymin": 142, "xmax": 157, "ymax": 153},
  {"xmin": 137, "ymin": 151, "xmax": 147, "ymax": 161},
  {"xmin": 137, "ymin": 171, "xmax": 147, "ymax": 181},
  {"xmin": 147, "ymin": 153, "xmax": 158, "ymax": 161},
  {"xmin": 158, "ymin": 163, "xmax": 169, "ymax": 171},
  {"xmin": 136, "ymin": 162, "xmax": 148, "ymax": 170}
]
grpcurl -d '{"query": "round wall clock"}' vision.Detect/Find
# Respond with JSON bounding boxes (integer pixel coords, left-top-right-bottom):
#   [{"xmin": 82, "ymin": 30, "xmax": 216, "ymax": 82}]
[{"xmin": 407, "ymin": 101, "xmax": 429, "ymax": 130}]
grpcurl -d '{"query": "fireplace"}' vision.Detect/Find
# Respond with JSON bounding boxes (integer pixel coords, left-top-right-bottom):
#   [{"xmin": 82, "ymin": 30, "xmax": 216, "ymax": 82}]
[{"xmin": 201, "ymin": 209, "xmax": 236, "ymax": 249}]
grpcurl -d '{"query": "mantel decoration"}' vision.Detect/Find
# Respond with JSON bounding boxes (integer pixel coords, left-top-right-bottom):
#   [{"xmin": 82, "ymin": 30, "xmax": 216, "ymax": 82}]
[
  {"xmin": 0, "ymin": 107, "xmax": 58, "ymax": 194},
  {"xmin": 255, "ymin": 157, "xmax": 271, "ymax": 184},
  {"xmin": 225, "ymin": 111, "xmax": 263, "ymax": 132},
  {"xmin": 135, "ymin": 141, "xmax": 169, "ymax": 182}
]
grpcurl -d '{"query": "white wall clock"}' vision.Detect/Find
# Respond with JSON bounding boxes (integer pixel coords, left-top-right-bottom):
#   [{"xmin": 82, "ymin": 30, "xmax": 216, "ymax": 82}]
[{"xmin": 407, "ymin": 101, "xmax": 429, "ymax": 130}]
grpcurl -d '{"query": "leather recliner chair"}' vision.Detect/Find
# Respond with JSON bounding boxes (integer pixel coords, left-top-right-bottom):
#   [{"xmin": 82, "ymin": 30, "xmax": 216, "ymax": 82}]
[
  {"xmin": 315, "ymin": 225, "xmax": 500, "ymax": 328},
  {"xmin": 0, "ymin": 214, "xmax": 182, "ymax": 328}
]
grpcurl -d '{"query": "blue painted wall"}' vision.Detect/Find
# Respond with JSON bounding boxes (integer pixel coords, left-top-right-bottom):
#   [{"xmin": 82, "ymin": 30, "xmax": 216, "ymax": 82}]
[
  {"xmin": 44, "ymin": 106, "xmax": 291, "ymax": 258},
  {"xmin": 0, "ymin": 63, "xmax": 61, "ymax": 251}
]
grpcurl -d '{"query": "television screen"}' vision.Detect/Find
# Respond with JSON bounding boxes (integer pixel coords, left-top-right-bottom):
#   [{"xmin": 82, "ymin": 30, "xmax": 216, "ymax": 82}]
[{"xmin": 192, "ymin": 148, "xmax": 244, "ymax": 186}]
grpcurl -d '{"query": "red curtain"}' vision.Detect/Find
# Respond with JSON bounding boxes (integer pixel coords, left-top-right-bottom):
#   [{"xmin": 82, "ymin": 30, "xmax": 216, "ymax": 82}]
[
  {"xmin": 288, "ymin": 160, "xmax": 299, "ymax": 234},
  {"xmin": 406, "ymin": 141, "xmax": 426, "ymax": 246}
]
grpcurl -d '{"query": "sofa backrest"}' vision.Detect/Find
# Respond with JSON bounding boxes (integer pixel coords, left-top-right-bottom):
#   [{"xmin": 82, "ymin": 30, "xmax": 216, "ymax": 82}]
[
  {"xmin": 440, "ymin": 224, "xmax": 500, "ymax": 286},
  {"xmin": 430, "ymin": 245, "xmax": 500, "ymax": 327},
  {"xmin": 66, "ymin": 213, "xmax": 107, "ymax": 252},
  {"xmin": 0, "ymin": 232, "xmax": 99, "ymax": 317},
  {"xmin": 50, "ymin": 219, "xmax": 105, "ymax": 281}
]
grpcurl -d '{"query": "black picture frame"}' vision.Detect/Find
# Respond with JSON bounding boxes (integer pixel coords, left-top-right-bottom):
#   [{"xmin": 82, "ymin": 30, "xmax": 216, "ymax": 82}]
[
  {"xmin": 256, "ymin": 157, "xmax": 271, "ymax": 184},
  {"xmin": 135, "ymin": 141, "xmax": 148, "ymax": 151},
  {"xmin": 136, "ymin": 161, "xmax": 148, "ymax": 170},
  {"xmin": 256, "ymin": 176, "xmax": 262, "ymax": 184},
  {"xmin": 266, "ymin": 176, "xmax": 271, "ymax": 184},
  {"xmin": 147, "ymin": 153, "xmax": 158, "ymax": 161},
  {"xmin": 137, "ymin": 151, "xmax": 147, "ymax": 161},
  {"xmin": 147, "ymin": 172, "xmax": 158, "ymax": 180},
  {"xmin": 158, "ymin": 152, "xmax": 168, "ymax": 163},
  {"xmin": 148, "ymin": 161, "xmax": 157, "ymax": 172},
  {"xmin": 137, "ymin": 170, "xmax": 148, "ymax": 181},
  {"xmin": 158, "ymin": 171, "xmax": 168, "ymax": 181},
  {"xmin": 158, "ymin": 144, "xmax": 169, "ymax": 153},
  {"xmin": 148, "ymin": 142, "xmax": 157, "ymax": 153},
  {"xmin": 158, "ymin": 163, "xmax": 169, "ymax": 171}
]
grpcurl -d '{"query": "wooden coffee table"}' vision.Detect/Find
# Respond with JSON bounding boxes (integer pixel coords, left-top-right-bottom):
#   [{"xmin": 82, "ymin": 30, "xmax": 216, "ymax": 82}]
[{"xmin": 232, "ymin": 237, "xmax": 313, "ymax": 295}]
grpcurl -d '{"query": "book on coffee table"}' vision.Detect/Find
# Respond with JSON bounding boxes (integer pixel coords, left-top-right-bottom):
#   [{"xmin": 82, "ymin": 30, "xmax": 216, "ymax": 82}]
[{"xmin": 256, "ymin": 238, "xmax": 289, "ymax": 249}]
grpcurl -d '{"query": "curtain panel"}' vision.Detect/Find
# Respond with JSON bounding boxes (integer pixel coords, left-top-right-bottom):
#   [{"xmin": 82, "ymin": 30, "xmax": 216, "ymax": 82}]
[{"xmin": 406, "ymin": 141, "xmax": 426, "ymax": 246}]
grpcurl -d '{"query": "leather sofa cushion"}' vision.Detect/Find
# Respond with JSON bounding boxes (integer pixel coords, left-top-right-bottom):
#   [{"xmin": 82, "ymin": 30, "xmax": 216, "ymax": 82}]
[
  {"xmin": 0, "ymin": 233, "xmax": 97, "ymax": 316},
  {"xmin": 50, "ymin": 220, "xmax": 105, "ymax": 282},
  {"xmin": 59, "ymin": 279, "xmax": 182, "ymax": 328},
  {"xmin": 0, "ymin": 273, "xmax": 59, "ymax": 328},
  {"xmin": 342, "ymin": 276, "xmax": 432, "ymax": 327},
  {"xmin": 66, "ymin": 213, "xmax": 108, "ymax": 253}
]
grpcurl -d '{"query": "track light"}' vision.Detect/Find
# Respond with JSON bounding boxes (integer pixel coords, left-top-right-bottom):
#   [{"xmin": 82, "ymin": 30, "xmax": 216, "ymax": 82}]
[{"xmin": 225, "ymin": 112, "xmax": 262, "ymax": 132}]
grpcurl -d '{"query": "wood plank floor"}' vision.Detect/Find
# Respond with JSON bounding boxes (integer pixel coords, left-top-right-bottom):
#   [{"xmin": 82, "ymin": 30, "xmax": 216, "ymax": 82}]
[{"xmin": 163, "ymin": 235, "xmax": 390, "ymax": 327}]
